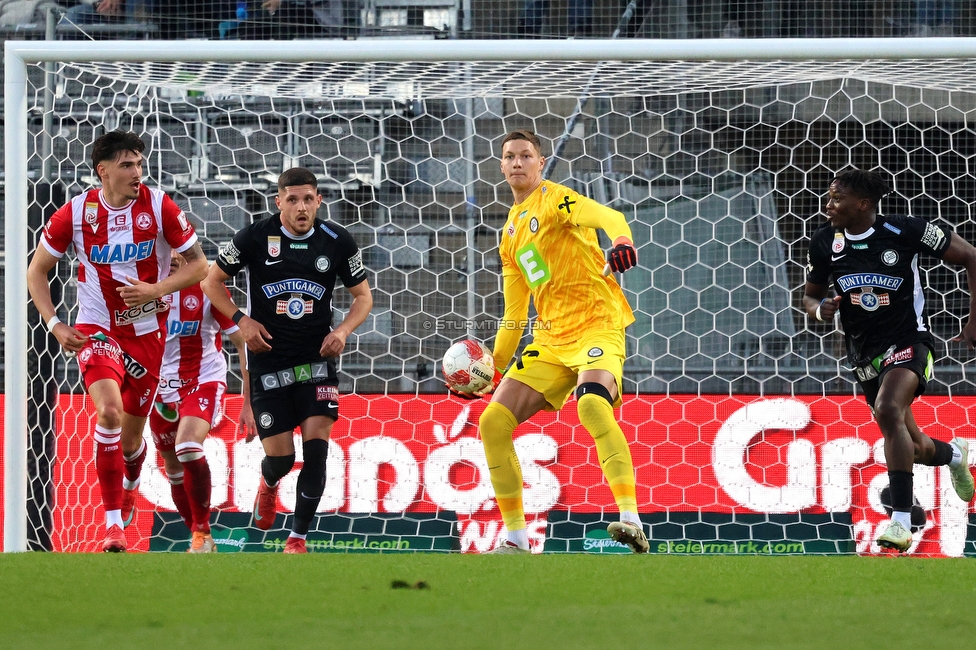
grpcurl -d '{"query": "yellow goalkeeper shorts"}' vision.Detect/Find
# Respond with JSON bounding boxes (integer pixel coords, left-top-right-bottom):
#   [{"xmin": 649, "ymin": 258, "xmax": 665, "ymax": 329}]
[{"xmin": 504, "ymin": 329, "xmax": 625, "ymax": 411}]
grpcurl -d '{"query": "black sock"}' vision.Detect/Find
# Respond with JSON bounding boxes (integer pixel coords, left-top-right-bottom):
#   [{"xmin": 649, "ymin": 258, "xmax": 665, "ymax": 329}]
[
  {"xmin": 888, "ymin": 470, "xmax": 914, "ymax": 512},
  {"xmin": 293, "ymin": 439, "xmax": 329, "ymax": 536},
  {"xmin": 930, "ymin": 439, "xmax": 954, "ymax": 466},
  {"xmin": 262, "ymin": 454, "xmax": 295, "ymax": 486}
]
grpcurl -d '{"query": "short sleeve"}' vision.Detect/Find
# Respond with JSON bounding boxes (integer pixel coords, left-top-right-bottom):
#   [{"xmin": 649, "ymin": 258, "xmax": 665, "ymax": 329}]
[
  {"xmin": 160, "ymin": 194, "xmax": 197, "ymax": 252},
  {"xmin": 41, "ymin": 203, "xmax": 74, "ymax": 258},
  {"xmin": 805, "ymin": 225, "xmax": 833, "ymax": 286},
  {"xmin": 216, "ymin": 225, "xmax": 252, "ymax": 277},
  {"xmin": 335, "ymin": 227, "xmax": 368, "ymax": 288}
]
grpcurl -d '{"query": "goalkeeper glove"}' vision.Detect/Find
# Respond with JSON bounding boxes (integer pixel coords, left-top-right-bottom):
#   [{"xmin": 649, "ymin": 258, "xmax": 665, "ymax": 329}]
[
  {"xmin": 607, "ymin": 237, "xmax": 637, "ymax": 273},
  {"xmin": 447, "ymin": 368, "xmax": 503, "ymax": 400}
]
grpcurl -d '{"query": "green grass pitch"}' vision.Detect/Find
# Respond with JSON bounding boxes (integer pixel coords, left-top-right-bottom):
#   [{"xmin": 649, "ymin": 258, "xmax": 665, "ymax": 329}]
[{"xmin": 1, "ymin": 553, "xmax": 974, "ymax": 649}]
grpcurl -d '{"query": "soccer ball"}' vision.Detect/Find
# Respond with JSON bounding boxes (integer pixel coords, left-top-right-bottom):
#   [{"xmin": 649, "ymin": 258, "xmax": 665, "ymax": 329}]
[{"xmin": 442, "ymin": 340, "xmax": 495, "ymax": 394}]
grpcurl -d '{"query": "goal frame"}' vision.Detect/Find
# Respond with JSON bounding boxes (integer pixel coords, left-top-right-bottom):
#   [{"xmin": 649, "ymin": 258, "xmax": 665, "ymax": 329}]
[{"xmin": 5, "ymin": 36, "xmax": 976, "ymax": 552}]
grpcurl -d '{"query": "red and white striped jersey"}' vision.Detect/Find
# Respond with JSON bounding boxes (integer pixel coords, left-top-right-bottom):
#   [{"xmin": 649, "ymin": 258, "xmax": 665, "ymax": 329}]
[
  {"xmin": 41, "ymin": 185, "xmax": 198, "ymax": 338},
  {"xmin": 158, "ymin": 283, "xmax": 239, "ymax": 403}
]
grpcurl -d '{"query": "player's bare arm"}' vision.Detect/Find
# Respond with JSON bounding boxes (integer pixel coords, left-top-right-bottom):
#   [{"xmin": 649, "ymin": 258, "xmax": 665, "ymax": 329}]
[
  {"xmin": 117, "ymin": 241, "xmax": 208, "ymax": 306},
  {"xmin": 27, "ymin": 245, "xmax": 87, "ymax": 354},
  {"xmin": 803, "ymin": 281, "xmax": 841, "ymax": 323},
  {"xmin": 228, "ymin": 329, "xmax": 257, "ymax": 441},
  {"xmin": 942, "ymin": 232, "xmax": 976, "ymax": 348},
  {"xmin": 202, "ymin": 262, "xmax": 273, "ymax": 353},
  {"xmin": 320, "ymin": 280, "xmax": 373, "ymax": 357}
]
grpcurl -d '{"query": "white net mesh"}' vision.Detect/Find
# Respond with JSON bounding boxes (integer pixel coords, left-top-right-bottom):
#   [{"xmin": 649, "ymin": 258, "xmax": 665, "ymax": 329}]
[{"xmin": 10, "ymin": 46, "xmax": 976, "ymax": 555}]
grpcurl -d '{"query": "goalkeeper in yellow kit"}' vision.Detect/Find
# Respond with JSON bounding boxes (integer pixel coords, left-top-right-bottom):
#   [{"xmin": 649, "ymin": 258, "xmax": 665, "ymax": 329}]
[{"xmin": 457, "ymin": 129, "xmax": 646, "ymax": 554}]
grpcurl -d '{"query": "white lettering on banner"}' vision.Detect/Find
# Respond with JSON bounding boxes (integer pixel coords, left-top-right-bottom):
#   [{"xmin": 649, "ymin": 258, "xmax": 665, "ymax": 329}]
[
  {"xmin": 820, "ymin": 438, "xmax": 871, "ymax": 511},
  {"xmin": 712, "ymin": 398, "xmax": 817, "ymax": 513},
  {"xmin": 139, "ymin": 422, "xmax": 229, "ymax": 508},
  {"xmin": 457, "ymin": 518, "xmax": 547, "ymax": 554},
  {"xmin": 125, "ymin": 395, "xmax": 976, "ymax": 557},
  {"xmin": 347, "ymin": 437, "xmax": 420, "ymax": 512},
  {"xmin": 432, "ymin": 404, "xmax": 472, "ymax": 444},
  {"xmin": 425, "ymin": 438, "xmax": 493, "ymax": 514}
]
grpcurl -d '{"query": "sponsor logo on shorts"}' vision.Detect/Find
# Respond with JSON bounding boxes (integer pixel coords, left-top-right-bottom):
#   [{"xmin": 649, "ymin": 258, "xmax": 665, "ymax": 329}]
[
  {"xmin": 259, "ymin": 362, "xmax": 330, "ymax": 390},
  {"xmin": 883, "ymin": 346, "xmax": 914, "ymax": 367},
  {"xmin": 317, "ymin": 385, "xmax": 339, "ymax": 402},
  {"xmin": 259, "ymin": 412, "xmax": 274, "ymax": 429}
]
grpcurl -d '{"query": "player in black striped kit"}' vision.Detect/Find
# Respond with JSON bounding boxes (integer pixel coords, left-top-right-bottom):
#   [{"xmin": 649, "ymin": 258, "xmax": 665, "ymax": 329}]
[
  {"xmin": 202, "ymin": 167, "xmax": 372, "ymax": 553},
  {"xmin": 804, "ymin": 169, "xmax": 976, "ymax": 552}
]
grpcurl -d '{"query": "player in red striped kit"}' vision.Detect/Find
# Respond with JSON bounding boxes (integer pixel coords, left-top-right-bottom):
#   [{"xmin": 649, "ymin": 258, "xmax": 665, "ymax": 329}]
[
  {"xmin": 27, "ymin": 131, "xmax": 208, "ymax": 552},
  {"xmin": 144, "ymin": 252, "xmax": 255, "ymax": 553}
]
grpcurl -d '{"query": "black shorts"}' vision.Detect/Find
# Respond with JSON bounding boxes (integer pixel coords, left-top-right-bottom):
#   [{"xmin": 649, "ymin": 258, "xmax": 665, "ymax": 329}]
[
  {"xmin": 250, "ymin": 360, "xmax": 339, "ymax": 439},
  {"xmin": 853, "ymin": 342, "xmax": 934, "ymax": 411}
]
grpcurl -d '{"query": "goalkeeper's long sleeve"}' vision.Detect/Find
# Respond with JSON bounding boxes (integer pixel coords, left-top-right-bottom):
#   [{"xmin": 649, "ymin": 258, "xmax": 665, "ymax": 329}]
[
  {"xmin": 572, "ymin": 199, "xmax": 633, "ymax": 244},
  {"xmin": 492, "ymin": 271, "xmax": 531, "ymax": 372}
]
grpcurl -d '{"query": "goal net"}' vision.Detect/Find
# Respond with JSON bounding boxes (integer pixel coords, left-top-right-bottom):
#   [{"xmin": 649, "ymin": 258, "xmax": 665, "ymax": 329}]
[{"xmin": 5, "ymin": 39, "xmax": 976, "ymax": 556}]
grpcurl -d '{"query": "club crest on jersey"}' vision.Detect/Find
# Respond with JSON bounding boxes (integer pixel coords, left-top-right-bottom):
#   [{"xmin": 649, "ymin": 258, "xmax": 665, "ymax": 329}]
[
  {"xmin": 315, "ymin": 256, "xmax": 330, "ymax": 272},
  {"xmin": 530, "ymin": 217, "xmax": 539, "ymax": 233},
  {"xmin": 268, "ymin": 236, "xmax": 281, "ymax": 257},
  {"xmin": 832, "ymin": 232, "xmax": 845, "ymax": 253},
  {"xmin": 882, "ymin": 250, "xmax": 898, "ymax": 266},
  {"xmin": 85, "ymin": 202, "xmax": 99, "ymax": 232},
  {"xmin": 135, "ymin": 212, "xmax": 153, "ymax": 230},
  {"xmin": 182, "ymin": 294, "xmax": 200, "ymax": 311}
]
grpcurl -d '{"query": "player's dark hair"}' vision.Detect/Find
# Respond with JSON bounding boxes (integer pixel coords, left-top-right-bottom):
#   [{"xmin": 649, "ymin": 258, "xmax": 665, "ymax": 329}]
[
  {"xmin": 831, "ymin": 169, "xmax": 891, "ymax": 206},
  {"xmin": 278, "ymin": 167, "xmax": 319, "ymax": 193},
  {"xmin": 90, "ymin": 130, "xmax": 145, "ymax": 169},
  {"xmin": 501, "ymin": 129, "xmax": 545, "ymax": 156}
]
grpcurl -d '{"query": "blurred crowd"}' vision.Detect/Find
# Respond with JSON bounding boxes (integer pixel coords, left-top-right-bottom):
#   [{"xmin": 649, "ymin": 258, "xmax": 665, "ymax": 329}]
[{"xmin": 2, "ymin": 0, "xmax": 970, "ymax": 40}]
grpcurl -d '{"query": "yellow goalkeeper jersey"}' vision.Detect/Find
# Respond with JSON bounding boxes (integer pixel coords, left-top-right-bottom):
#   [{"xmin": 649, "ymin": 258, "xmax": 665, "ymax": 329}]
[{"xmin": 499, "ymin": 180, "xmax": 635, "ymax": 347}]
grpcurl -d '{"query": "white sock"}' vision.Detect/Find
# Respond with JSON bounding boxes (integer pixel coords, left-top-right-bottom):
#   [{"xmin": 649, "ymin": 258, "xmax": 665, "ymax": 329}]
[
  {"xmin": 106, "ymin": 510, "xmax": 123, "ymax": 528},
  {"xmin": 288, "ymin": 532, "xmax": 307, "ymax": 541},
  {"xmin": 891, "ymin": 510, "xmax": 913, "ymax": 529},
  {"xmin": 506, "ymin": 528, "xmax": 529, "ymax": 549},
  {"xmin": 122, "ymin": 476, "xmax": 140, "ymax": 491},
  {"xmin": 949, "ymin": 442, "xmax": 963, "ymax": 468},
  {"xmin": 620, "ymin": 511, "xmax": 642, "ymax": 526}
]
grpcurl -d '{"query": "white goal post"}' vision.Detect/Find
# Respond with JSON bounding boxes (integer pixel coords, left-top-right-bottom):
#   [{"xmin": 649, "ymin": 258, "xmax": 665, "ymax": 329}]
[{"xmin": 6, "ymin": 38, "xmax": 976, "ymax": 553}]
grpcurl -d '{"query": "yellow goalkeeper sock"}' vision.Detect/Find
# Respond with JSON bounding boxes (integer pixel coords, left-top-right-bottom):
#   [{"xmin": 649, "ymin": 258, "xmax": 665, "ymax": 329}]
[
  {"xmin": 578, "ymin": 392, "xmax": 639, "ymax": 515},
  {"xmin": 479, "ymin": 401, "xmax": 525, "ymax": 531}
]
